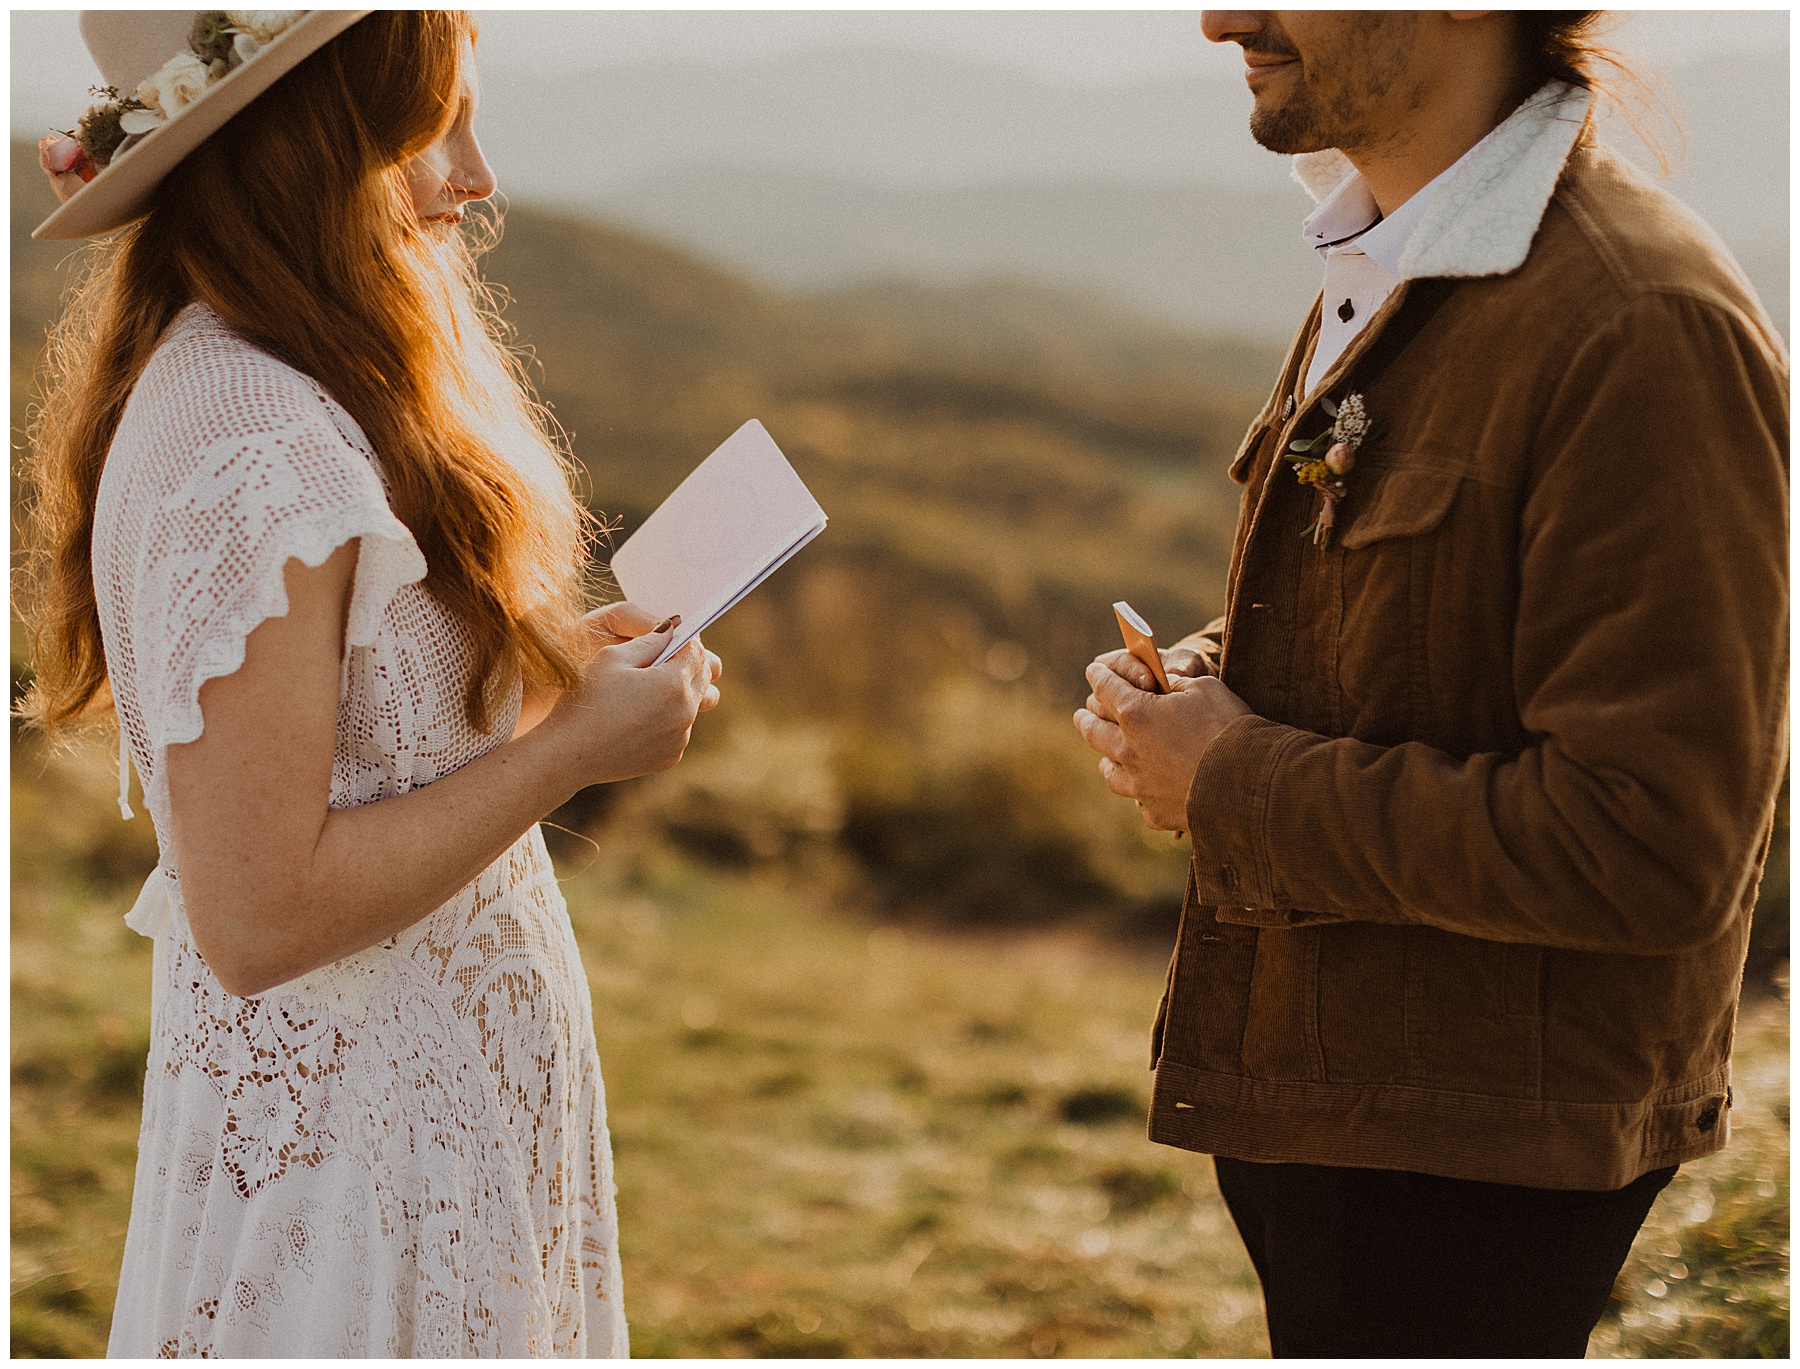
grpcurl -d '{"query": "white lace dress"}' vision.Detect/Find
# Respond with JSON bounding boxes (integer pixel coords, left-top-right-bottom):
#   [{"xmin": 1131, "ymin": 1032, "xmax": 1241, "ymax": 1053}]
[{"xmin": 94, "ymin": 304, "xmax": 629, "ymax": 1357}]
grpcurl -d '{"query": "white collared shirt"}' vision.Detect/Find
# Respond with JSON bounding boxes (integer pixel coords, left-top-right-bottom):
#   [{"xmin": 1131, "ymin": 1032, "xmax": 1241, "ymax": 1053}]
[{"xmin": 1300, "ymin": 147, "xmax": 1470, "ymax": 397}]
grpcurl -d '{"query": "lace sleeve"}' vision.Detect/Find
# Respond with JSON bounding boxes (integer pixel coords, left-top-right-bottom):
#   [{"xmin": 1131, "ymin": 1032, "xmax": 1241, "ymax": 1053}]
[{"xmin": 130, "ymin": 410, "xmax": 427, "ymax": 807}]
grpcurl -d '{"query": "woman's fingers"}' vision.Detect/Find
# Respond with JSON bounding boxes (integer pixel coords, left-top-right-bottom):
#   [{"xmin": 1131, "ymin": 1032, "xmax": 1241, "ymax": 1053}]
[
  {"xmin": 602, "ymin": 618, "xmax": 678, "ymax": 667},
  {"xmin": 584, "ymin": 600, "xmax": 660, "ymax": 644}
]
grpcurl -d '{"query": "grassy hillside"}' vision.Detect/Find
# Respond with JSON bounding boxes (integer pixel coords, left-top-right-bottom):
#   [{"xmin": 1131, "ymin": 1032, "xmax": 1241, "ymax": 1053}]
[{"xmin": 11, "ymin": 731, "xmax": 1791, "ymax": 1358}]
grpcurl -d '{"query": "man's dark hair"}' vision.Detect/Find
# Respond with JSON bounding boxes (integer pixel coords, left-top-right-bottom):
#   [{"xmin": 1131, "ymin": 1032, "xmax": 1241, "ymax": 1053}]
[
  {"xmin": 1515, "ymin": 11, "xmax": 1681, "ymax": 170},
  {"xmin": 1516, "ymin": 11, "xmax": 1611, "ymax": 90}
]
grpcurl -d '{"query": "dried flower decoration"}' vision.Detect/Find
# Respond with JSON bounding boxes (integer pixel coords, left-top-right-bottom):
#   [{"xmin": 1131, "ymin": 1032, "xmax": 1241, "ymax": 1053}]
[
  {"xmin": 57, "ymin": 11, "xmax": 303, "ymax": 173},
  {"xmin": 1284, "ymin": 391, "xmax": 1387, "ymax": 547}
]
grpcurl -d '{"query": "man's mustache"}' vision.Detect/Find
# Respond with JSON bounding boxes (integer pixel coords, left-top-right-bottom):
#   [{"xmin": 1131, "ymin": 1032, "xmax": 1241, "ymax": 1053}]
[{"xmin": 1239, "ymin": 35, "xmax": 1300, "ymax": 61}]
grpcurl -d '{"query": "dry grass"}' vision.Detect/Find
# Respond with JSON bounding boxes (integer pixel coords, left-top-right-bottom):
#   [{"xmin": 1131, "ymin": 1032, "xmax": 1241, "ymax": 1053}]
[{"xmin": 11, "ymin": 734, "xmax": 1788, "ymax": 1358}]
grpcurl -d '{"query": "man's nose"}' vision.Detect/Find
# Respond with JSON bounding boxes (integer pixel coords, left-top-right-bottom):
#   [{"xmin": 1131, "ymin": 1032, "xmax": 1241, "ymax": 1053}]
[{"xmin": 1201, "ymin": 11, "xmax": 1267, "ymax": 45}]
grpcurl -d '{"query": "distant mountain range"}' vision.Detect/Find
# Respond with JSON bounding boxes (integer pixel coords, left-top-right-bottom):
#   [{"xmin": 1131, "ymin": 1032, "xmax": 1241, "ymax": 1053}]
[
  {"xmin": 10, "ymin": 37, "xmax": 1785, "ymax": 341},
  {"xmin": 589, "ymin": 168, "xmax": 1322, "ymax": 343},
  {"xmin": 475, "ymin": 47, "xmax": 1786, "ymax": 340}
]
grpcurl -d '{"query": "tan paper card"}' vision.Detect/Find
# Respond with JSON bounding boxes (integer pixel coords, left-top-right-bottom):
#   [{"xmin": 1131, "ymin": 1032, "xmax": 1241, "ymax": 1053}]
[{"xmin": 1113, "ymin": 600, "xmax": 1172, "ymax": 694}]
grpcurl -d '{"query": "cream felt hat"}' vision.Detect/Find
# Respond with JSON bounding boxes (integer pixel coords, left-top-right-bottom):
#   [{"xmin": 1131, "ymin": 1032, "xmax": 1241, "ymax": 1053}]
[{"xmin": 33, "ymin": 10, "xmax": 372, "ymax": 240}]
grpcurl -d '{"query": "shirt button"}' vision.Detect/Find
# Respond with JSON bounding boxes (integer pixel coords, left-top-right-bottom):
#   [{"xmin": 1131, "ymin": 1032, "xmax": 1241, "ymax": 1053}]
[{"xmin": 1338, "ymin": 298, "xmax": 1356, "ymax": 322}]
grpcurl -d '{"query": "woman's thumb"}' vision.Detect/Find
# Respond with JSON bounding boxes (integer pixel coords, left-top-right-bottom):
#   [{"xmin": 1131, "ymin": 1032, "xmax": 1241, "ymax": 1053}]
[{"xmin": 611, "ymin": 615, "xmax": 680, "ymax": 665}]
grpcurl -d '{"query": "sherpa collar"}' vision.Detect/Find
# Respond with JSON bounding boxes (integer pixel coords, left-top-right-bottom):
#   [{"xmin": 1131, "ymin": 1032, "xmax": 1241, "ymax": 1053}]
[{"xmin": 1289, "ymin": 81, "xmax": 1595, "ymax": 282}]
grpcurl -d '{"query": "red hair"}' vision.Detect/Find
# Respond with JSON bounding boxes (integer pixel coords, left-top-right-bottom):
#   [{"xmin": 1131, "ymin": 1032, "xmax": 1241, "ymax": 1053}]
[{"xmin": 21, "ymin": 10, "xmax": 591, "ymax": 734}]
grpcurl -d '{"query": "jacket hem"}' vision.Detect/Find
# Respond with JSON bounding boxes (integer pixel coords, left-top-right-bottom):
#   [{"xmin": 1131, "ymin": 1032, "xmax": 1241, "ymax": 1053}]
[{"xmin": 1149, "ymin": 1057, "xmax": 1730, "ymax": 1191}]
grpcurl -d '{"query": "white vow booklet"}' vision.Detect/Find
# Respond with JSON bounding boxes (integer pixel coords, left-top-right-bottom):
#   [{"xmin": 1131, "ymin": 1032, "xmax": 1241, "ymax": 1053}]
[{"xmin": 610, "ymin": 419, "xmax": 828, "ymax": 664}]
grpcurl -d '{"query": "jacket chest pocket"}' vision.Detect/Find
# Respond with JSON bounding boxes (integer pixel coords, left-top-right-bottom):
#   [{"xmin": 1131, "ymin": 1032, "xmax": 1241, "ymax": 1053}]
[{"xmin": 1333, "ymin": 464, "xmax": 1466, "ymax": 736}]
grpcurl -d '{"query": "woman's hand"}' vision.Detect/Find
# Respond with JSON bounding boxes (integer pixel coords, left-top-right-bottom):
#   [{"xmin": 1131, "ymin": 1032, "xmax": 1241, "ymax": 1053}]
[
  {"xmin": 531, "ymin": 614, "xmax": 718, "ymax": 793},
  {"xmin": 38, "ymin": 134, "xmax": 92, "ymax": 203},
  {"xmin": 580, "ymin": 601, "xmax": 721, "ymax": 711},
  {"xmin": 515, "ymin": 603, "xmax": 722, "ymax": 738}
]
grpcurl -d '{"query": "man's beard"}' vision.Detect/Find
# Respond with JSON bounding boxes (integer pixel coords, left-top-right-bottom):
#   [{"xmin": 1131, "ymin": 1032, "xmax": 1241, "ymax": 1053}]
[
  {"xmin": 1245, "ymin": 14, "xmax": 1421, "ymax": 158},
  {"xmin": 1249, "ymin": 95, "xmax": 1336, "ymax": 156}
]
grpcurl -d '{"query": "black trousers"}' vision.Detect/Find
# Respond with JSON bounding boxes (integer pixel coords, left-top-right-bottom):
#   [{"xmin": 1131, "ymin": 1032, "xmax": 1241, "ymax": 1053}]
[{"xmin": 1214, "ymin": 1156, "xmax": 1677, "ymax": 1358}]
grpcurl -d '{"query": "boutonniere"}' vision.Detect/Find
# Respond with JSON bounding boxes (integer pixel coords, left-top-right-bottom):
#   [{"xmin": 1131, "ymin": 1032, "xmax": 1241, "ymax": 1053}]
[{"xmin": 1284, "ymin": 391, "xmax": 1387, "ymax": 547}]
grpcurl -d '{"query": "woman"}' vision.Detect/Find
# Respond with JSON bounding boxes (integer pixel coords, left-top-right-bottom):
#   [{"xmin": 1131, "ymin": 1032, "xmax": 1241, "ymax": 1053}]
[{"xmin": 22, "ymin": 11, "xmax": 718, "ymax": 1356}]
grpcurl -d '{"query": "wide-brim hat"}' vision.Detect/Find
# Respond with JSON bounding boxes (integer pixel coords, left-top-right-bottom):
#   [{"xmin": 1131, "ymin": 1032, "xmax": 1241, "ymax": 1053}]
[{"xmin": 34, "ymin": 9, "xmax": 372, "ymax": 240}]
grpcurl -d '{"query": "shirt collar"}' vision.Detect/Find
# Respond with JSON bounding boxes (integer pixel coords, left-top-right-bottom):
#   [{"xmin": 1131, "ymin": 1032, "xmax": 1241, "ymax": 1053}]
[
  {"xmin": 1290, "ymin": 81, "xmax": 1596, "ymax": 282},
  {"xmin": 1298, "ymin": 138, "xmax": 1478, "ymax": 276}
]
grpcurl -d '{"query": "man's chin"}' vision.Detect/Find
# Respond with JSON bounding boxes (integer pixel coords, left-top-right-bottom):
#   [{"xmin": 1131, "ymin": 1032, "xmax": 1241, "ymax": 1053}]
[{"xmin": 1248, "ymin": 104, "xmax": 1333, "ymax": 157}]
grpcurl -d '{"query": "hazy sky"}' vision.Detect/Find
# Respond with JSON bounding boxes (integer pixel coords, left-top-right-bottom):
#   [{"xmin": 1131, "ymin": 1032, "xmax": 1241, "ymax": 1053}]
[
  {"xmin": 472, "ymin": 9, "xmax": 1790, "ymax": 81},
  {"xmin": 11, "ymin": 9, "xmax": 1792, "ymax": 128},
  {"xmin": 12, "ymin": 9, "xmax": 1785, "ymax": 339}
]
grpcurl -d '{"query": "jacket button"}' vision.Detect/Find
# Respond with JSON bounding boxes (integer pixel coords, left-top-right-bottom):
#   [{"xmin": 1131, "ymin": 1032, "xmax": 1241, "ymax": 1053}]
[{"xmin": 1695, "ymin": 1103, "xmax": 1721, "ymax": 1132}]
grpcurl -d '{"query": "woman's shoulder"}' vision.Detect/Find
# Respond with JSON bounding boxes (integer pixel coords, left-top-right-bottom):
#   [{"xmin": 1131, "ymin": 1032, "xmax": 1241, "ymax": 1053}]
[{"xmin": 124, "ymin": 302, "xmax": 371, "ymax": 464}]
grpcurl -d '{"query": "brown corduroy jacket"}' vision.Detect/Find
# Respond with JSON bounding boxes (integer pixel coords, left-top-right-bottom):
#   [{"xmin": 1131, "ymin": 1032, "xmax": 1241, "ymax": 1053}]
[{"xmin": 1148, "ymin": 87, "xmax": 1789, "ymax": 1191}]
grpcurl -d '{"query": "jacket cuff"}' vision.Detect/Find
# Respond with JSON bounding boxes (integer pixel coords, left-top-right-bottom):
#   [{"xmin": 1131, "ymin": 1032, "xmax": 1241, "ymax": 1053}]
[{"xmin": 1185, "ymin": 713, "xmax": 1300, "ymax": 908}]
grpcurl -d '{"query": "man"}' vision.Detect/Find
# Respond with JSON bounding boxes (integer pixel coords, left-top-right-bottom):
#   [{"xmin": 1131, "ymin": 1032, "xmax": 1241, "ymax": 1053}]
[{"xmin": 1073, "ymin": 11, "xmax": 1787, "ymax": 1357}]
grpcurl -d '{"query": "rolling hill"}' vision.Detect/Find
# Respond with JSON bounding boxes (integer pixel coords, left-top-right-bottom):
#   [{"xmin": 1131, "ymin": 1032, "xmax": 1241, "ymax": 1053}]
[{"xmin": 12, "ymin": 139, "xmax": 1272, "ymax": 923}]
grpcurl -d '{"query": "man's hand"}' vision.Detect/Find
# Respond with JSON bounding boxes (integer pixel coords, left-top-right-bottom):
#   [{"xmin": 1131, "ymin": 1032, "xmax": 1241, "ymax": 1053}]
[
  {"xmin": 1091, "ymin": 643, "xmax": 1214, "ymax": 694},
  {"xmin": 1073, "ymin": 659, "xmax": 1252, "ymax": 832}
]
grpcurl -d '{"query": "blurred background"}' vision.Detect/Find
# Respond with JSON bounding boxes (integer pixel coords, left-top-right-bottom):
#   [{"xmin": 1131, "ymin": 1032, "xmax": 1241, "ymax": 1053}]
[{"xmin": 11, "ymin": 9, "xmax": 1788, "ymax": 1358}]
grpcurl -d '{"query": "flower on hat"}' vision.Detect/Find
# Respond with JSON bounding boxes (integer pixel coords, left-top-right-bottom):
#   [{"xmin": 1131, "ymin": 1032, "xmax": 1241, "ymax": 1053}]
[
  {"xmin": 73, "ymin": 99, "xmax": 135, "ymax": 163},
  {"xmin": 226, "ymin": 11, "xmax": 305, "ymax": 46},
  {"xmin": 137, "ymin": 50, "xmax": 211, "ymax": 119},
  {"xmin": 60, "ymin": 11, "xmax": 308, "ymax": 172}
]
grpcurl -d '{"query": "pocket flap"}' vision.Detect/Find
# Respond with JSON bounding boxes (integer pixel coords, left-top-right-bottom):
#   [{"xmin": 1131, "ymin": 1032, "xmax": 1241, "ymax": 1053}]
[
  {"xmin": 1228, "ymin": 422, "xmax": 1271, "ymax": 486},
  {"xmin": 1338, "ymin": 467, "xmax": 1463, "ymax": 549}
]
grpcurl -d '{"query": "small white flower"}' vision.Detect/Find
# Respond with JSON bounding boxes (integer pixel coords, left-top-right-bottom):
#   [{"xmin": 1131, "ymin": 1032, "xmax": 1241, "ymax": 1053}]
[
  {"xmin": 232, "ymin": 32, "xmax": 261, "ymax": 64},
  {"xmin": 225, "ymin": 10, "xmax": 305, "ymax": 45},
  {"xmin": 118, "ymin": 108, "xmax": 166, "ymax": 136},
  {"xmin": 139, "ymin": 49, "xmax": 211, "ymax": 117},
  {"xmin": 1332, "ymin": 391, "xmax": 1371, "ymax": 445}
]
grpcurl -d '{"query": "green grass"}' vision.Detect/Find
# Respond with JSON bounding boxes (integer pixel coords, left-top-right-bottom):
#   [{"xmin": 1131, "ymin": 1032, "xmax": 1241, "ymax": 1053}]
[{"xmin": 11, "ymin": 735, "xmax": 1789, "ymax": 1357}]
